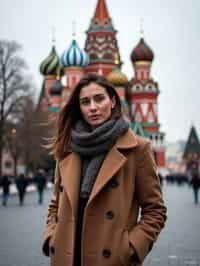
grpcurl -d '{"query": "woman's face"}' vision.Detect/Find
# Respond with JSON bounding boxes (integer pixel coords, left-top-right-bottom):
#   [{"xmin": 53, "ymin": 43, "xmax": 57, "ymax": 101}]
[{"xmin": 79, "ymin": 82, "xmax": 116, "ymax": 128}]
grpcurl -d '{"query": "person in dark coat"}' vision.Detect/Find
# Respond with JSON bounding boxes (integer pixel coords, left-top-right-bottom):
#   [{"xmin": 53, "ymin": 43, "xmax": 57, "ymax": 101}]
[
  {"xmin": 190, "ymin": 164, "xmax": 200, "ymax": 204},
  {"xmin": 34, "ymin": 169, "xmax": 46, "ymax": 204},
  {"xmin": 0, "ymin": 175, "xmax": 11, "ymax": 206},
  {"xmin": 16, "ymin": 174, "xmax": 28, "ymax": 206}
]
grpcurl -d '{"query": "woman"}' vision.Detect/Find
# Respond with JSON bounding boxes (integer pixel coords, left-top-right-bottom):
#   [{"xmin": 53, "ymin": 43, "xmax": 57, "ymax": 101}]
[{"xmin": 42, "ymin": 73, "xmax": 167, "ymax": 266}]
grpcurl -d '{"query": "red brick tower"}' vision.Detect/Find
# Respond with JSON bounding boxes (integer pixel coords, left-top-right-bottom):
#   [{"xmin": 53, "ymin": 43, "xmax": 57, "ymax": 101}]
[
  {"xmin": 129, "ymin": 31, "xmax": 166, "ymax": 168},
  {"xmin": 84, "ymin": 0, "xmax": 121, "ymax": 76}
]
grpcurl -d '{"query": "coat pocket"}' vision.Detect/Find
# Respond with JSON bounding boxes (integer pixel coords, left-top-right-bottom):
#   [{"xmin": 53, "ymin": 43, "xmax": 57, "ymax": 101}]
[{"xmin": 119, "ymin": 229, "xmax": 133, "ymax": 266}]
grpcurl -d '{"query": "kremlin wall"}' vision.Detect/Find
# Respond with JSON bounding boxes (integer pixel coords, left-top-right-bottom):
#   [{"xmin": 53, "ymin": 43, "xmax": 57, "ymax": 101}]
[{"xmin": 39, "ymin": 0, "xmax": 166, "ymax": 169}]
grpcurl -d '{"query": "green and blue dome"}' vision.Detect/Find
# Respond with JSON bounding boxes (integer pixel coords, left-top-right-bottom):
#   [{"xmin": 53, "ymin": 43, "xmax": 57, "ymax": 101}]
[
  {"xmin": 60, "ymin": 39, "xmax": 89, "ymax": 68},
  {"xmin": 40, "ymin": 46, "xmax": 61, "ymax": 76}
]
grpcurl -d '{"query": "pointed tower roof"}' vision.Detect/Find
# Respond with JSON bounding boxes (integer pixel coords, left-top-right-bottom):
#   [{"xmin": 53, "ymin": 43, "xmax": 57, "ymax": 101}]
[
  {"xmin": 88, "ymin": 0, "xmax": 114, "ymax": 31},
  {"xmin": 183, "ymin": 126, "xmax": 200, "ymax": 160},
  {"xmin": 94, "ymin": 0, "xmax": 110, "ymax": 25}
]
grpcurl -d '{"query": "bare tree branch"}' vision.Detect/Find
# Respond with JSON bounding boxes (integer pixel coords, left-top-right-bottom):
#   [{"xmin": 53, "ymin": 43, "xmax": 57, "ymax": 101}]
[{"xmin": 0, "ymin": 39, "xmax": 33, "ymax": 176}]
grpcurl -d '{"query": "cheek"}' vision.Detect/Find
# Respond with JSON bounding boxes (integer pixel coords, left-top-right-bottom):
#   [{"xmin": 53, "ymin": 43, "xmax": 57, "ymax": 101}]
[
  {"xmin": 101, "ymin": 102, "xmax": 112, "ymax": 115},
  {"xmin": 80, "ymin": 106, "xmax": 88, "ymax": 118}
]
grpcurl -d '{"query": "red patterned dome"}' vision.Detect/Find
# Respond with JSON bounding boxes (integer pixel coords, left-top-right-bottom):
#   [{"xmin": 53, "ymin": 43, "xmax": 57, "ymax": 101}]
[{"xmin": 131, "ymin": 38, "xmax": 154, "ymax": 63}]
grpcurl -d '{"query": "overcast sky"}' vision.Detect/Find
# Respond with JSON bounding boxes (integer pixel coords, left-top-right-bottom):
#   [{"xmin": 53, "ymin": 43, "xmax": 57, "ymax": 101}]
[{"xmin": 1, "ymin": 0, "xmax": 200, "ymax": 142}]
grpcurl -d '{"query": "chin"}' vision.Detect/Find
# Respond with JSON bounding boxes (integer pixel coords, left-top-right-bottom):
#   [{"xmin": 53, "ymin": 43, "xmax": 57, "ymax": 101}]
[{"xmin": 90, "ymin": 119, "xmax": 105, "ymax": 128}]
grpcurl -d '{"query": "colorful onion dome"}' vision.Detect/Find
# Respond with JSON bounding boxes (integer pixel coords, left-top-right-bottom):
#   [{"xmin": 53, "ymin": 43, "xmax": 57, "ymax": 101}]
[
  {"xmin": 131, "ymin": 38, "xmax": 154, "ymax": 63},
  {"xmin": 40, "ymin": 46, "xmax": 61, "ymax": 76},
  {"xmin": 60, "ymin": 39, "xmax": 89, "ymax": 68},
  {"xmin": 106, "ymin": 67, "xmax": 128, "ymax": 86},
  {"xmin": 49, "ymin": 80, "xmax": 63, "ymax": 95}
]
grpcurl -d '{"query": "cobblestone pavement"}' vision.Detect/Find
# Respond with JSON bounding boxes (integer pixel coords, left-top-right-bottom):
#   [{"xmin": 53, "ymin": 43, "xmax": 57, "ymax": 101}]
[{"xmin": 0, "ymin": 183, "xmax": 200, "ymax": 266}]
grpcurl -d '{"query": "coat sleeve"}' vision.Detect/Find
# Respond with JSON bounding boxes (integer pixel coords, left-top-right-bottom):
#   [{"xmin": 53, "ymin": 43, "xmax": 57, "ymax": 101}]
[
  {"xmin": 42, "ymin": 162, "xmax": 61, "ymax": 256},
  {"xmin": 128, "ymin": 141, "xmax": 167, "ymax": 264}
]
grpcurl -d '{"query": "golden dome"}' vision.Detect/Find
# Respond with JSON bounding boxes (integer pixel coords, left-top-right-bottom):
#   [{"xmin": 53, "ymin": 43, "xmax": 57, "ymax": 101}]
[{"xmin": 106, "ymin": 67, "xmax": 128, "ymax": 87}]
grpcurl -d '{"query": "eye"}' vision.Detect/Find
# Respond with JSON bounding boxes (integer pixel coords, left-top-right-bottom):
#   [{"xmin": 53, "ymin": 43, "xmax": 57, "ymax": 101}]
[
  {"xmin": 94, "ymin": 94, "xmax": 105, "ymax": 102},
  {"xmin": 80, "ymin": 98, "xmax": 90, "ymax": 106}
]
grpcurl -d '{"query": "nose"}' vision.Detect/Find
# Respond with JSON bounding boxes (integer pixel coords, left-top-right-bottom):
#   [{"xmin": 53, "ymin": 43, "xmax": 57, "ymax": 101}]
[{"xmin": 89, "ymin": 100, "xmax": 97, "ymax": 111}]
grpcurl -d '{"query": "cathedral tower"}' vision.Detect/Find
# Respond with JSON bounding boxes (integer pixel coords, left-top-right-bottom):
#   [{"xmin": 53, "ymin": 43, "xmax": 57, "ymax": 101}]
[
  {"xmin": 129, "ymin": 31, "xmax": 165, "ymax": 167},
  {"xmin": 84, "ymin": 0, "xmax": 121, "ymax": 76}
]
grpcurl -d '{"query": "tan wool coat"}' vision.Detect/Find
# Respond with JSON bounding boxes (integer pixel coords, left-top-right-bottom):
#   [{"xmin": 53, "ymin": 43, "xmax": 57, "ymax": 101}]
[{"xmin": 42, "ymin": 128, "xmax": 167, "ymax": 266}]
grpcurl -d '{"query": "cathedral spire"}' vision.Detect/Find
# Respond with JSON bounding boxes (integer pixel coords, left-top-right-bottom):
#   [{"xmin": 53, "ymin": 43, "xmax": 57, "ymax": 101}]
[
  {"xmin": 72, "ymin": 20, "xmax": 76, "ymax": 39},
  {"xmin": 51, "ymin": 26, "xmax": 56, "ymax": 45},
  {"xmin": 88, "ymin": 0, "xmax": 114, "ymax": 31},
  {"xmin": 85, "ymin": 0, "xmax": 121, "ymax": 76},
  {"xmin": 140, "ymin": 18, "xmax": 144, "ymax": 39},
  {"xmin": 93, "ymin": 0, "xmax": 110, "ymax": 26}
]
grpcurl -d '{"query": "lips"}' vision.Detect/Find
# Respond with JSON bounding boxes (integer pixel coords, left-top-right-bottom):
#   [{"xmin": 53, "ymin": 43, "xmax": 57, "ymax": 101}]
[{"xmin": 89, "ymin": 114, "xmax": 101, "ymax": 121}]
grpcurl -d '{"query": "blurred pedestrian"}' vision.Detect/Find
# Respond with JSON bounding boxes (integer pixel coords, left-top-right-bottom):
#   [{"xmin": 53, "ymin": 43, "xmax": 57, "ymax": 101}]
[
  {"xmin": 0, "ymin": 175, "xmax": 11, "ymax": 206},
  {"xmin": 16, "ymin": 174, "xmax": 28, "ymax": 206},
  {"xmin": 190, "ymin": 163, "xmax": 200, "ymax": 204},
  {"xmin": 42, "ymin": 74, "xmax": 167, "ymax": 266},
  {"xmin": 34, "ymin": 169, "xmax": 46, "ymax": 204}
]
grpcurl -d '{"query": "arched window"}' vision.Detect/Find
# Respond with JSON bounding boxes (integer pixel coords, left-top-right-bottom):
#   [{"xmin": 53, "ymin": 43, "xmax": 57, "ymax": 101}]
[{"xmin": 136, "ymin": 86, "xmax": 140, "ymax": 91}]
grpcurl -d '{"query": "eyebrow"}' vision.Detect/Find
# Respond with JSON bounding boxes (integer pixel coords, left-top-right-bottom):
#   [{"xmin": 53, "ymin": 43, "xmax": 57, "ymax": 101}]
[{"xmin": 80, "ymin": 93, "xmax": 105, "ymax": 101}]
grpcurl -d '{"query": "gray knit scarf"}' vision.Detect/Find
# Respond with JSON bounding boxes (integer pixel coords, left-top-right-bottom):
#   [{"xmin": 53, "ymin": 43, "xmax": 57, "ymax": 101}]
[{"xmin": 70, "ymin": 118, "xmax": 129, "ymax": 198}]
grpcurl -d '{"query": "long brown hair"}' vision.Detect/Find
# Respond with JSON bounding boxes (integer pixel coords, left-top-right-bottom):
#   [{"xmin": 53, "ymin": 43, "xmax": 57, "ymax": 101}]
[{"xmin": 51, "ymin": 73, "xmax": 122, "ymax": 160}]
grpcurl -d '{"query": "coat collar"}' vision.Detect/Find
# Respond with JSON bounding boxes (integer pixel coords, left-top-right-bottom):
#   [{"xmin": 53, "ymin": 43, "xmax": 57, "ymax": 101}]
[
  {"xmin": 59, "ymin": 128, "xmax": 138, "ymax": 217},
  {"xmin": 115, "ymin": 128, "xmax": 138, "ymax": 149}
]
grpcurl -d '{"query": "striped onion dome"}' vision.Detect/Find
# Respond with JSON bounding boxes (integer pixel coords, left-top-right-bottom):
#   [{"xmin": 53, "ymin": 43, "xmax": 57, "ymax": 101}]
[
  {"xmin": 131, "ymin": 38, "xmax": 154, "ymax": 63},
  {"xmin": 60, "ymin": 39, "xmax": 89, "ymax": 68},
  {"xmin": 106, "ymin": 67, "xmax": 128, "ymax": 87},
  {"xmin": 49, "ymin": 80, "xmax": 63, "ymax": 95},
  {"xmin": 40, "ymin": 46, "xmax": 61, "ymax": 76}
]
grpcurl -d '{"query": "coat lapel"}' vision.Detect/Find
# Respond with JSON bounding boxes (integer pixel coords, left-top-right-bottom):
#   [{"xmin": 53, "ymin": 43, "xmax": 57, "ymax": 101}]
[
  {"xmin": 87, "ymin": 128, "xmax": 138, "ymax": 206},
  {"xmin": 59, "ymin": 152, "xmax": 81, "ymax": 218},
  {"xmin": 87, "ymin": 146, "xmax": 127, "ymax": 205}
]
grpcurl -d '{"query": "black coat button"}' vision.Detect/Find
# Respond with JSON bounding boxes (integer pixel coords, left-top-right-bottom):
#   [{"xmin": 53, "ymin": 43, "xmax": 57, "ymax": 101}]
[
  {"xmin": 105, "ymin": 211, "xmax": 114, "ymax": 219},
  {"xmin": 50, "ymin": 246, "xmax": 55, "ymax": 254},
  {"xmin": 110, "ymin": 179, "xmax": 119, "ymax": 188},
  {"xmin": 59, "ymin": 185, "xmax": 63, "ymax": 192},
  {"xmin": 102, "ymin": 249, "xmax": 111, "ymax": 258}
]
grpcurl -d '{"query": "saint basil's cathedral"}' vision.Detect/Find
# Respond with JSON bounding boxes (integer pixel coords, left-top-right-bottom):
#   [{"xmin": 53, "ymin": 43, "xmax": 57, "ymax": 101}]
[{"xmin": 39, "ymin": 0, "xmax": 166, "ymax": 169}]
